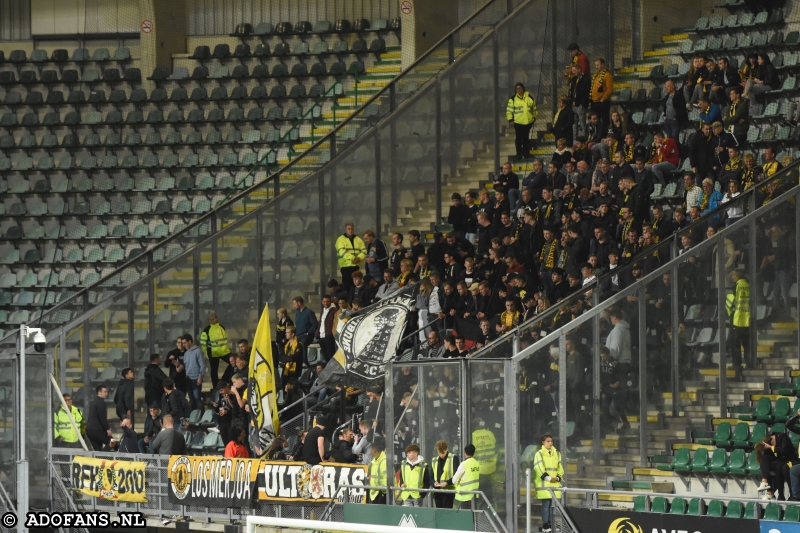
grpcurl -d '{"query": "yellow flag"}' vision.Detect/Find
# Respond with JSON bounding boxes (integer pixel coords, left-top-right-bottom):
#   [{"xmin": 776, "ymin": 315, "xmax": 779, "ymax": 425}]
[{"xmin": 248, "ymin": 304, "xmax": 280, "ymax": 457}]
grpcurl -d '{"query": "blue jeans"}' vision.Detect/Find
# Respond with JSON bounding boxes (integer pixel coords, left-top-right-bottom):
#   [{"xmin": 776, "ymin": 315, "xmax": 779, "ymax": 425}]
[
  {"xmin": 646, "ymin": 162, "xmax": 676, "ymax": 185},
  {"xmin": 138, "ymin": 438, "xmax": 149, "ymax": 454},
  {"xmin": 790, "ymin": 464, "xmax": 800, "ymax": 498},
  {"xmin": 541, "ymin": 498, "xmax": 552, "ymax": 525},
  {"xmin": 664, "ymin": 119, "xmax": 680, "ymax": 141},
  {"xmin": 187, "ymin": 378, "xmax": 203, "ymax": 411}
]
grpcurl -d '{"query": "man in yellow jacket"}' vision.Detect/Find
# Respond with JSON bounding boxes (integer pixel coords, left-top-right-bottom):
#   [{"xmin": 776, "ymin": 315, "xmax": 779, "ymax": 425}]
[
  {"xmin": 200, "ymin": 312, "xmax": 230, "ymax": 388},
  {"xmin": 506, "ymin": 82, "xmax": 537, "ymax": 160},
  {"xmin": 335, "ymin": 223, "xmax": 366, "ymax": 292},
  {"xmin": 368, "ymin": 440, "xmax": 387, "ymax": 504},
  {"xmin": 54, "ymin": 393, "xmax": 86, "ymax": 448},
  {"xmin": 590, "ymin": 57, "xmax": 613, "ymax": 126},
  {"xmin": 472, "ymin": 424, "xmax": 497, "ymax": 508},
  {"xmin": 727, "ymin": 269, "xmax": 751, "ymax": 369},
  {"xmin": 453, "ymin": 444, "xmax": 481, "ymax": 510},
  {"xmin": 533, "ymin": 433, "xmax": 564, "ymax": 533}
]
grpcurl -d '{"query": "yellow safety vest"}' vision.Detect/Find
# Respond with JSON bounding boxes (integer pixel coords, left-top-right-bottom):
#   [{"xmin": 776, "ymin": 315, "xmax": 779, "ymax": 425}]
[
  {"xmin": 335, "ymin": 234, "xmax": 366, "ymax": 268},
  {"xmin": 533, "ymin": 446, "xmax": 564, "ymax": 500},
  {"xmin": 54, "ymin": 406, "xmax": 85, "ymax": 443},
  {"xmin": 726, "ymin": 278, "xmax": 750, "ymax": 328},
  {"xmin": 455, "ymin": 457, "xmax": 481, "ymax": 502},
  {"xmin": 472, "ymin": 428, "xmax": 497, "ymax": 475},
  {"xmin": 369, "ymin": 451, "xmax": 387, "ymax": 500},
  {"xmin": 200, "ymin": 323, "xmax": 230, "ymax": 359},
  {"xmin": 506, "ymin": 92, "xmax": 538, "ymax": 125},
  {"xmin": 400, "ymin": 461, "xmax": 427, "ymax": 500},
  {"xmin": 432, "ymin": 453, "xmax": 455, "ymax": 490}
]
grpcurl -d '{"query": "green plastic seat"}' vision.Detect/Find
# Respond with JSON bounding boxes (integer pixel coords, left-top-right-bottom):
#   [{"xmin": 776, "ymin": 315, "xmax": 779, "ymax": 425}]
[
  {"xmin": 784, "ymin": 505, "xmax": 800, "ymax": 522},
  {"xmin": 699, "ymin": 422, "xmax": 731, "ymax": 446},
  {"xmin": 731, "ymin": 422, "xmax": 751, "ymax": 448},
  {"xmin": 727, "ymin": 449, "xmax": 747, "ymax": 474},
  {"xmin": 688, "ymin": 448, "xmax": 710, "ymax": 472},
  {"xmin": 708, "ymin": 448, "xmax": 728, "ymax": 473},
  {"xmin": 724, "ymin": 501, "xmax": 742, "ymax": 518},
  {"xmin": 764, "ymin": 503, "xmax": 781, "ymax": 521},
  {"xmin": 740, "ymin": 397, "xmax": 771, "ymax": 421},
  {"xmin": 658, "ymin": 448, "xmax": 690, "ymax": 472},
  {"xmin": 773, "ymin": 397, "xmax": 791, "ymax": 422},
  {"xmin": 707, "ymin": 500, "xmax": 725, "ymax": 517},
  {"xmin": 743, "ymin": 502, "xmax": 759, "ymax": 520},
  {"xmin": 651, "ymin": 497, "xmax": 668, "ymax": 514},
  {"xmin": 669, "ymin": 497, "xmax": 687, "ymax": 515},
  {"xmin": 687, "ymin": 498, "xmax": 703, "ymax": 516},
  {"xmin": 745, "ymin": 451, "xmax": 760, "ymax": 475},
  {"xmin": 750, "ymin": 423, "xmax": 768, "ymax": 447}
]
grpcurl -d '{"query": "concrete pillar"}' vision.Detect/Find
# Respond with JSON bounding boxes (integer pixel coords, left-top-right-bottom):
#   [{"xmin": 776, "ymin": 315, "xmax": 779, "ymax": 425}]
[
  {"xmin": 138, "ymin": 0, "xmax": 187, "ymax": 90},
  {"xmin": 399, "ymin": 0, "xmax": 461, "ymax": 70}
]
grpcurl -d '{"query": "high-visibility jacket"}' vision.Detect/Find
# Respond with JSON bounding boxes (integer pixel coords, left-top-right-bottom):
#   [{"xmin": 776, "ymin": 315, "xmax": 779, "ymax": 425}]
[
  {"xmin": 472, "ymin": 428, "xmax": 497, "ymax": 475},
  {"xmin": 533, "ymin": 445, "xmax": 564, "ymax": 500},
  {"xmin": 369, "ymin": 451, "xmax": 387, "ymax": 501},
  {"xmin": 455, "ymin": 457, "xmax": 481, "ymax": 501},
  {"xmin": 54, "ymin": 405, "xmax": 85, "ymax": 443},
  {"xmin": 432, "ymin": 452, "xmax": 456, "ymax": 490},
  {"xmin": 200, "ymin": 323, "xmax": 230, "ymax": 359},
  {"xmin": 726, "ymin": 278, "xmax": 750, "ymax": 328},
  {"xmin": 399, "ymin": 460, "xmax": 427, "ymax": 500},
  {"xmin": 506, "ymin": 92, "xmax": 537, "ymax": 125},
  {"xmin": 335, "ymin": 234, "xmax": 366, "ymax": 269}
]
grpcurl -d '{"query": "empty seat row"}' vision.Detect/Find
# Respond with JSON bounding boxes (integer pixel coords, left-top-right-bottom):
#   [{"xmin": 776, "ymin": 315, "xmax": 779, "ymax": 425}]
[
  {"xmin": 0, "ymin": 68, "xmax": 141, "ymax": 85},
  {"xmin": 183, "ymin": 38, "xmax": 386, "ymax": 63},
  {"xmin": 150, "ymin": 59, "xmax": 364, "ymax": 82},
  {"xmin": 0, "ymin": 174, "xmax": 237, "ymax": 197},
  {"xmin": 633, "ymin": 495, "xmax": 798, "ymax": 521},
  {"xmin": 228, "ymin": 19, "xmax": 399, "ymax": 38},
  {"xmin": 0, "ymin": 47, "xmax": 131, "ymax": 64}
]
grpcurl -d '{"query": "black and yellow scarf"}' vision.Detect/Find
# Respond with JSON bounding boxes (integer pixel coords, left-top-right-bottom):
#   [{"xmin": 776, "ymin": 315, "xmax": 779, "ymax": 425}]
[
  {"xmin": 540, "ymin": 239, "xmax": 557, "ymax": 269},
  {"xmin": 624, "ymin": 143, "xmax": 635, "ymax": 162},
  {"xmin": 700, "ymin": 192, "xmax": 710, "ymax": 211},
  {"xmin": 742, "ymin": 167, "xmax": 756, "ymax": 189},
  {"xmin": 725, "ymin": 156, "xmax": 741, "ymax": 171},
  {"xmin": 763, "ymin": 161, "xmax": 780, "ymax": 178},
  {"xmin": 592, "ymin": 69, "xmax": 609, "ymax": 97}
]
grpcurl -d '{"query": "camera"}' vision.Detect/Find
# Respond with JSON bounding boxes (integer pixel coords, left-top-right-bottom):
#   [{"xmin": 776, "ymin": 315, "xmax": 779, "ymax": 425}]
[{"xmin": 33, "ymin": 331, "xmax": 47, "ymax": 353}]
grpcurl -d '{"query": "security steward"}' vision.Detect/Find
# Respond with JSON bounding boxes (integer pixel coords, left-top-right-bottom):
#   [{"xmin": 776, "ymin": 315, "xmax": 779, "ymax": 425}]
[
  {"xmin": 368, "ymin": 439, "xmax": 387, "ymax": 504},
  {"xmin": 200, "ymin": 311, "xmax": 231, "ymax": 388},
  {"xmin": 472, "ymin": 421, "xmax": 497, "ymax": 507},
  {"xmin": 453, "ymin": 444, "xmax": 481, "ymax": 510},
  {"xmin": 432, "ymin": 440, "xmax": 461, "ymax": 509},
  {"xmin": 727, "ymin": 269, "xmax": 751, "ymax": 370},
  {"xmin": 335, "ymin": 223, "xmax": 367, "ymax": 292},
  {"xmin": 54, "ymin": 393, "xmax": 86, "ymax": 448},
  {"xmin": 398, "ymin": 444, "xmax": 431, "ymax": 507}
]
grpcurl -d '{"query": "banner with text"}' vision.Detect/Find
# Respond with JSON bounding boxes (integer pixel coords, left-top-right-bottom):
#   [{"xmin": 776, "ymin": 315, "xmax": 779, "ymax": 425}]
[
  {"xmin": 569, "ymin": 508, "xmax": 758, "ymax": 533},
  {"xmin": 167, "ymin": 455, "xmax": 259, "ymax": 507},
  {"xmin": 71, "ymin": 456, "xmax": 147, "ymax": 502},
  {"xmin": 257, "ymin": 462, "xmax": 368, "ymax": 504}
]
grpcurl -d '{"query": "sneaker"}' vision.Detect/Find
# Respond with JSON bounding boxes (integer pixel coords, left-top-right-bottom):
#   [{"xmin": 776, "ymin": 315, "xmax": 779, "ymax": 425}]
[
  {"xmin": 762, "ymin": 493, "xmax": 775, "ymax": 501},
  {"xmin": 541, "ymin": 525, "xmax": 552, "ymax": 533},
  {"xmin": 208, "ymin": 427, "xmax": 220, "ymax": 434},
  {"xmin": 757, "ymin": 481, "xmax": 771, "ymax": 492}
]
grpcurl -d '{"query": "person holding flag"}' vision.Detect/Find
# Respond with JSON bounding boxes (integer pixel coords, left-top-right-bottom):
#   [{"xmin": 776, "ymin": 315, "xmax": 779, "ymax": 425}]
[{"xmin": 248, "ymin": 303, "xmax": 281, "ymax": 457}]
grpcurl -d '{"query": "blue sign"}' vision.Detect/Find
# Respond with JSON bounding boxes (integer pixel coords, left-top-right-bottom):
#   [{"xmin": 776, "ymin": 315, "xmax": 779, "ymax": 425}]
[{"xmin": 761, "ymin": 521, "xmax": 800, "ymax": 533}]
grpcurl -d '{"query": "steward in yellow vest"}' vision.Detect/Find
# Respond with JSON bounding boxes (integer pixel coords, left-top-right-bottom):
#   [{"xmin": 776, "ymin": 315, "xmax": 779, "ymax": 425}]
[
  {"xmin": 54, "ymin": 394, "xmax": 85, "ymax": 448},
  {"xmin": 453, "ymin": 444, "xmax": 481, "ymax": 510},
  {"xmin": 200, "ymin": 312, "xmax": 231, "ymax": 388},
  {"xmin": 432, "ymin": 440, "xmax": 461, "ymax": 509},
  {"xmin": 727, "ymin": 269, "xmax": 751, "ymax": 369},
  {"xmin": 368, "ymin": 441, "xmax": 387, "ymax": 504},
  {"xmin": 533, "ymin": 434, "xmax": 564, "ymax": 532},
  {"xmin": 397, "ymin": 444, "xmax": 431, "ymax": 507}
]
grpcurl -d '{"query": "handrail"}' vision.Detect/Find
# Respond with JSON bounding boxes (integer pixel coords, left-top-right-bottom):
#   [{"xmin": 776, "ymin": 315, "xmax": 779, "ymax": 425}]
[
  {"xmin": 469, "ymin": 158, "xmax": 800, "ymax": 359},
  {"xmin": 545, "ymin": 489, "xmax": 581, "ymax": 533},
  {"xmin": 6, "ymin": 0, "xmax": 516, "ymax": 341}
]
